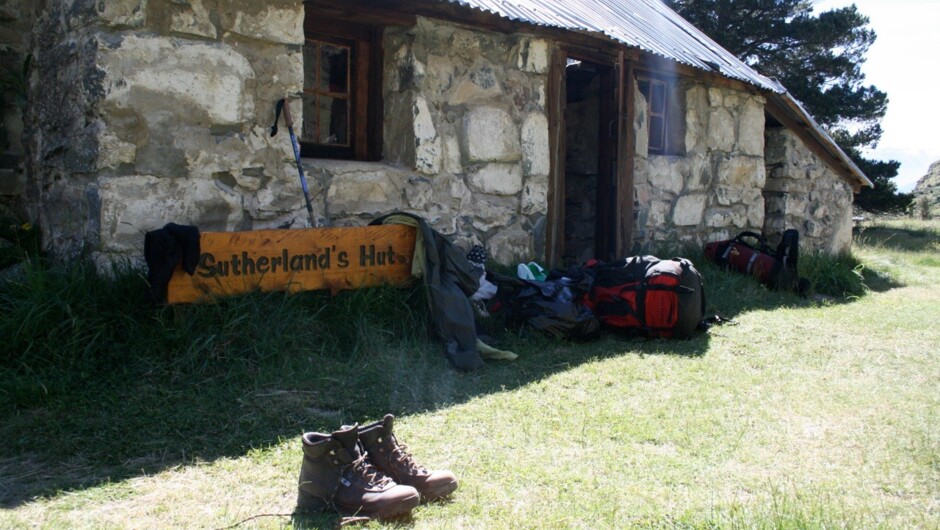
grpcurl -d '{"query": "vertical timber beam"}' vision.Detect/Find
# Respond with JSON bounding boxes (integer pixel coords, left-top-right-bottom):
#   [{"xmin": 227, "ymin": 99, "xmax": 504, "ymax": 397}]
[
  {"xmin": 616, "ymin": 52, "xmax": 636, "ymax": 256},
  {"xmin": 546, "ymin": 46, "xmax": 567, "ymax": 266}
]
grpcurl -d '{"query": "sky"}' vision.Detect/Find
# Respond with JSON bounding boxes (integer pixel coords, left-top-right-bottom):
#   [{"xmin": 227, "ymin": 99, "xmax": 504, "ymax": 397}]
[{"xmin": 814, "ymin": 0, "xmax": 940, "ymax": 192}]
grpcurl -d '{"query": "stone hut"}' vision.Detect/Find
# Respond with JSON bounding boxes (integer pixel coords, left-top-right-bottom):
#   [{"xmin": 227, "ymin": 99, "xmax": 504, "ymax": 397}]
[{"xmin": 1, "ymin": 0, "xmax": 871, "ymax": 267}]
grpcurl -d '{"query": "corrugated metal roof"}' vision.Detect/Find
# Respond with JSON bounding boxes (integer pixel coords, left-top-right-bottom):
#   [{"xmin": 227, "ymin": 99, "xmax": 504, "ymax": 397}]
[
  {"xmin": 436, "ymin": 0, "xmax": 870, "ymax": 187},
  {"xmin": 441, "ymin": 0, "xmax": 785, "ymax": 93}
]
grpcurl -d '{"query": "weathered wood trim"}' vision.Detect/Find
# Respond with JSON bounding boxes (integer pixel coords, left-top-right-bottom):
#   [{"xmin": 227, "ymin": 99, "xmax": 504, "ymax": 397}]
[
  {"xmin": 546, "ymin": 46, "xmax": 567, "ymax": 267},
  {"xmin": 616, "ymin": 53, "xmax": 637, "ymax": 256},
  {"xmin": 301, "ymin": 14, "xmax": 384, "ymax": 161},
  {"xmin": 353, "ymin": 38, "xmax": 370, "ymax": 160},
  {"xmin": 367, "ymin": 26, "xmax": 384, "ymax": 161},
  {"xmin": 564, "ymin": 44, "xmax": 639, "ymax": 66}
]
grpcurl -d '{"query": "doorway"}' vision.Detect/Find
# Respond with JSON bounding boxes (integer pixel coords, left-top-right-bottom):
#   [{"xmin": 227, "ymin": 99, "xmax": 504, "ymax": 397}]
[{"xmin": 562, "ymin": 58, "xmax": 617, "ymax": 264}]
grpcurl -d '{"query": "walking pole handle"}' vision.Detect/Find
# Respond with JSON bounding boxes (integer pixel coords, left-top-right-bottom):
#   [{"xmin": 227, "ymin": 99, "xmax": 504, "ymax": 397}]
[{"xmin": 281, "ymin": 98, "xmax": 295, "ymax": 129}]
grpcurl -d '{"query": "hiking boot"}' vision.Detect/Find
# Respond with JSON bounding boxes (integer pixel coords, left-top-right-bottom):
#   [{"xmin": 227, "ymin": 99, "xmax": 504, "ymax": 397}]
[
  {"xmin": 359, "ymin": 414, "xmax": 458, "ymax": 502},
  {"xmin": 296, "ymin": 424, "xmax": 420, "ymax": 519}
]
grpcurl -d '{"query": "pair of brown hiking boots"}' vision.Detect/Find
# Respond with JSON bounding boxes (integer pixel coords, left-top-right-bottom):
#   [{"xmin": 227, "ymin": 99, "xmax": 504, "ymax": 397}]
[{"xmin": 296, "ymin": 414, "xmax": 458, "ymax": 520}]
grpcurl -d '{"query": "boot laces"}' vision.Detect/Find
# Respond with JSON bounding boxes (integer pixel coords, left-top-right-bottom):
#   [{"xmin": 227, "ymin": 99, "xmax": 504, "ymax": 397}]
[
  {"xmin": 348, "ymin": 450, "xmax": 393, "ymax": 487},
  {"xmin": 387, "ymin": 435, "xmax": 427, "ymax": 475}
]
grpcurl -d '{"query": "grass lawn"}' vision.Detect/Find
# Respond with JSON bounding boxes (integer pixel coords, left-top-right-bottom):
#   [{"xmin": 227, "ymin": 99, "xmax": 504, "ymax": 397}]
[{"xmin": 1, "ymin": 219, "xmax": 937, "ymax": 529}]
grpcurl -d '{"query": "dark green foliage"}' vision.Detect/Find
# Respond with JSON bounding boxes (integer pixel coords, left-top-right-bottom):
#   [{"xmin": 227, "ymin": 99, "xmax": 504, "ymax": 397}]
[
  {"xmin": 667, "ymin": 0, "xmax": 884, "ymax": 149},
  {"xmin": 666, "ymin": 0, "xmax": 909, "ymax": 213},
  {"xmin": 0, "ymin": 218, "xmax": 40, "ymax": 269},
  {"xmin": 1, "ymin": 263, "xmax": 428, "ymax": 392},
  {"xmin": 799, "ymin": 252, "xmax": 868, "ymax": 298},
  {"xmin": 0, "ymin": 54, "xmax": 29, "ymax": 113}
]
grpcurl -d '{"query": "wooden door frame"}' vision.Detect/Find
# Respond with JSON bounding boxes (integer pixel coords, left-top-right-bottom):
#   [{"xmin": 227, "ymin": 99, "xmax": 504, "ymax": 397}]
[
  {"xmin": 545, "ymin": 47, "xmax": 637, "ymax": 266},
  {"xmin": 616, "ymin": 51, "xmax": 637, "ymax": 257},
  {"xmin": 546, "ymin": 47, "xmax": 567, "ymax": 267}
]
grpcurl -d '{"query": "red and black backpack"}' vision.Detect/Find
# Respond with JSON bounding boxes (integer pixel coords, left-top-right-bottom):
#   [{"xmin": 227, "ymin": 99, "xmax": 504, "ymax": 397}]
[{"xmin": 581, "ymin": 256, "xmax": 706, "ymax": 338}]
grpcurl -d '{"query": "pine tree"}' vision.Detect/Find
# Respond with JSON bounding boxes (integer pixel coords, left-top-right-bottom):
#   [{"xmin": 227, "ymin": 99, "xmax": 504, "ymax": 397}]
[{"xmin": 668, "ymin": 0, "xmax": 910, "ymax": 213}]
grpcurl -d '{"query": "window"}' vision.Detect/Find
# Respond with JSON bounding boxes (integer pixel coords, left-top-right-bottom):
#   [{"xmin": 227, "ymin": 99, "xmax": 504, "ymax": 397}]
[
  {"xmin": 638, "ymin": 77, "xmax": 667, "ymax": 153},
  {"xmin": 301, "ymin": 16, "xmax": 381, "ymax": 160},
  {"xmin": 303, "ymin": 39, "xmax": 351, "ymax": 149},
  {"xmin": 637, "ymin": 75, "xmax": 685, "ymax": 156}
]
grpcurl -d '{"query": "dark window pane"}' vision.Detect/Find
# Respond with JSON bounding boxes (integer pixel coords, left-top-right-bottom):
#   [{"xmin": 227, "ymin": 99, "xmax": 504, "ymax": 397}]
[
  {"xmin": 301, "ymin": 94, "xmax": 319, "ymax": 143},
  {"xmin": 320, "ymin": 44, "xmax": 349, "ymax": 94},
  {"xmin": 320, "ymin": 96, "xmax": 349, "ymax": 145},
  {"xmin": 303, "ymin": 41, "xmax": 320, "ymax": 91},
  {"xmin": 649, "ymin": 116, "xmax": 665, "ymax": 152},
  {"xmin": 649, "ymin": 81, "xmax": 666, "ymax": 114},
  {"xmin": 299, "ymin": 21, "xmax": 374, "ymax": 158}
]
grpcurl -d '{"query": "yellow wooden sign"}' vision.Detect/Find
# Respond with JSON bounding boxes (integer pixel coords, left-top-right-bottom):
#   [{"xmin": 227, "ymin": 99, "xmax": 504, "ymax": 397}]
[{"xmin": 166, "ymin": 225, "xmax": 416, "ymax": 304}]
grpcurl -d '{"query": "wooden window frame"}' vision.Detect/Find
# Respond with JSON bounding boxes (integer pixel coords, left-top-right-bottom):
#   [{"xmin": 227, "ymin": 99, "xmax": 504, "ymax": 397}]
[
  {"xmin": 302, "ymin": 15, "xmax": 382, "ymax": 161},
  {"xmin": 636, "ymin": 73, "xmax": 685, "ymax": 156},
  {"xmin": 637, "ymin": 76, "xmax": 668, "ymax": 155}
]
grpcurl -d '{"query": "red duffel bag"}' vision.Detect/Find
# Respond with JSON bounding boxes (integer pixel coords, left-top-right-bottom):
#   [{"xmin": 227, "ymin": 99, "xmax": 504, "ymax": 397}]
[{"xmin": 704, "ymin": 230, "xmax": 803, "ymax": 292}]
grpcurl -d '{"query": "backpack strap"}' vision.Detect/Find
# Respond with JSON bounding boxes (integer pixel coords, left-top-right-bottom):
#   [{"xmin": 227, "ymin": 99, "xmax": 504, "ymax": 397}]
[
  {"xmin": 776, "ymin": 229, "xmax": 800, "ymax": 271},
  {"xmin": 745, "ymin": 251, "xmax": 761, "ymax": 275},
  {"xmin": 732, "ymin": 231, "xmax": 774, "ymax": 254}
]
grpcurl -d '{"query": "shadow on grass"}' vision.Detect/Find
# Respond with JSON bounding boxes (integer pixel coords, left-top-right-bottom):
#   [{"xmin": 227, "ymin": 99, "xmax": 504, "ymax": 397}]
[
  {"xmin": 0, "ymin": 268, "xmax": 717, "ymax": 514},
  {"xmin": 0, "ymin": 250, "xmax": 892, "ymax": 518}
]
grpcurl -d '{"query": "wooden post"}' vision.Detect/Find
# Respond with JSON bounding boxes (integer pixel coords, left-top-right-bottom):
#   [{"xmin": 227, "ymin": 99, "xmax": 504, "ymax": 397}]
[
  {"xmin": 616, "ymin": 51, "xmax": 636, "ymax": 257},
  {"xmin": 546, "ymin": 47, "xmax": 568, "ymax": 267}
]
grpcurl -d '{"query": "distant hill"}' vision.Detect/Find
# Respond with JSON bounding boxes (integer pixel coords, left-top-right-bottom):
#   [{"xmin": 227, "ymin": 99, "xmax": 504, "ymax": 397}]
[{"xmin": 913, "ymin": 160, "xmax": 940, "ymax": 214}]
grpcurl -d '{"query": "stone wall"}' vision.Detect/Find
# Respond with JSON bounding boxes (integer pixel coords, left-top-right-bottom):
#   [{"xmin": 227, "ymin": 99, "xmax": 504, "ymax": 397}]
[
  {"xmin": 25, "ymin": 0, "xmax": 304, "ymax": 262},
  {"xmin": 22, "ymin": 1, "xmax": 855, "ymax": 265},
  {"xmin": 632, "ymin": 79, "xmax": 767, "ymax": 250},
  {"xmin": 27, "ymin": 6, "xmax": 551, "ymax": 265},
  {"xmin": 305, "ymin": 17, "xmax": 550, "ymax": 264},
  {"xmin": 763, "ymin": 127, "xmax": 854, "ymax": 254},
  {"xmin": 0, "ymin": 0, "xmax": 39, "ymax": 217}
]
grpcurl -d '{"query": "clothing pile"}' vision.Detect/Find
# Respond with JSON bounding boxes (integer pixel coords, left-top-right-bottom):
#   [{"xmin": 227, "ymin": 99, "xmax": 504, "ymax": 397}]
[
  {"xmin": 371, "ymin": 213, "xmax": 520, "ymax": 371},
  {"xmin": 489, "ymin": 255, "xmax": 706, "ymax": 341}
]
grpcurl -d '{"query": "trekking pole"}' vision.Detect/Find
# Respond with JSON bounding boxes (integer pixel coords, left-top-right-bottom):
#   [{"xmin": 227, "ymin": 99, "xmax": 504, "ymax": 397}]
[{"xmin": 271, "ymin": 98, "xmax": 317, "ymax": 228}]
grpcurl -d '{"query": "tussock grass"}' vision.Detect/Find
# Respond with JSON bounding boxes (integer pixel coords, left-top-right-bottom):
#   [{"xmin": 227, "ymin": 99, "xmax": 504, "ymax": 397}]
[
  {"xmin": 799, "ymin": 251, "xmax": 868, "ymax": 298},
  {"xmin": 0, "ymin": 259, "xmax": 431, "ymax": 507},
  {"xmin": 0, "ymin": 219, "xmax": 40, "ymax": 270},
  {"xmin": 1, "ymin": 221, "xmax": 938, "ymax": 529}
]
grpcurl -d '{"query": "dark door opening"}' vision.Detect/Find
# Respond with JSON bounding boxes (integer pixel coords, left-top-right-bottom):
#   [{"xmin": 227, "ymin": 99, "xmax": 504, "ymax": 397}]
[{"xmin": 562, "ymin": 58, "xmax": 617, "ymax": 264}]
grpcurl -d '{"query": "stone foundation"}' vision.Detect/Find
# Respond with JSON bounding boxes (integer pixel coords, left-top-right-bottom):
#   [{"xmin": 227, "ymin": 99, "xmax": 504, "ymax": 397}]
[{"xmin": 763, "ymin": 127, "xmax": 853, "ymax": 254}]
